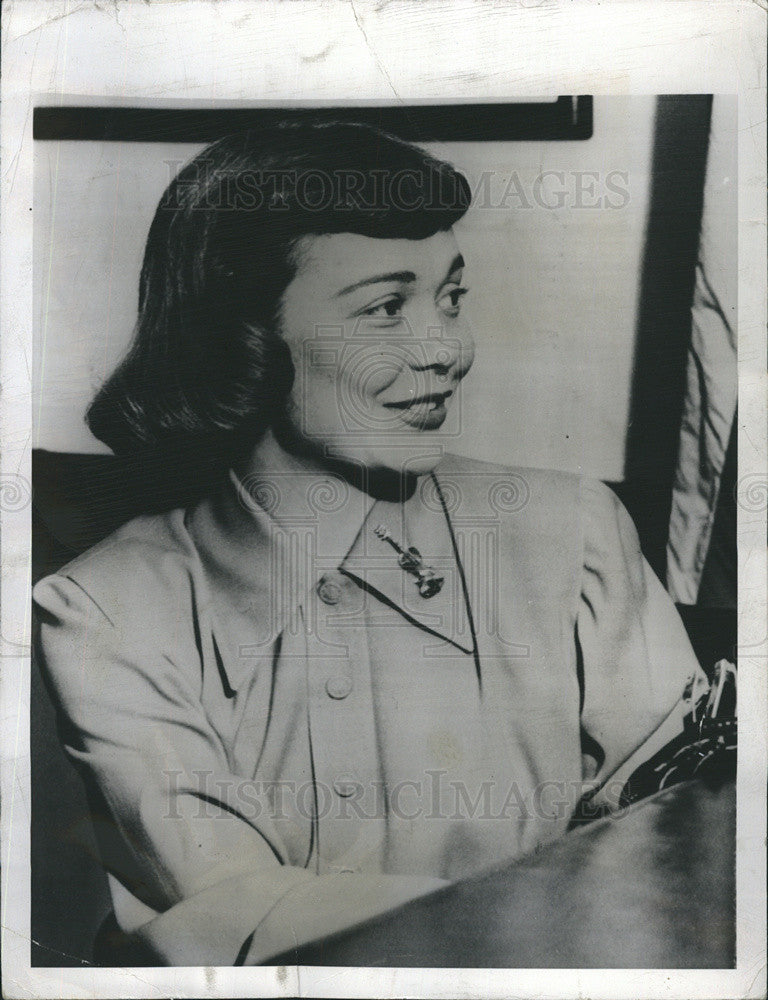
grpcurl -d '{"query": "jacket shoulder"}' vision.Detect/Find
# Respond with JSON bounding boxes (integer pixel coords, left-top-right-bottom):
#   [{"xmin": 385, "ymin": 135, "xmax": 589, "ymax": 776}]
[
  {"xmin": 32, "ymin": 508, "xmax": 198, "ymax": 626},
  {"xmin": 435, "ymin": 452, "xmax": 582, "ymax": 513}
]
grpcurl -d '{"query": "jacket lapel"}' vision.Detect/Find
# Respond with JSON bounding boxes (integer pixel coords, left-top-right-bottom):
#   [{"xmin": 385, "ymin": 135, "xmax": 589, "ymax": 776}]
[
  {"xmin": 187, "ymin": 463, "xmax": 477, "ymax": 695},
  {"xmin": 341, "ymin": 473, "xmax": 475, "ymax": 654}
]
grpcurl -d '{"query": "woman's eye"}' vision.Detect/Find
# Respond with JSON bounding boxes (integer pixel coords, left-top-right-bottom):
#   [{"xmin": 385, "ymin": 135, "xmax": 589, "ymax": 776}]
[
  {"xmin": 360, "ymin": 296, "xmax": 404, "ymax": 319},
  {"xmin": 439, "ymin": 286, "xmax": 469, "ymax": 317}
]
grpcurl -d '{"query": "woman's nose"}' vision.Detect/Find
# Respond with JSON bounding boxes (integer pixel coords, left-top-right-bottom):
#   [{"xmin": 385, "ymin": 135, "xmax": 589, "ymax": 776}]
[
  {"xmin": 404, "ymin": 311, "xmax": 475, "ymax": 378},
  {"xmin": 408, "ymin": 338, "xmax": 461, "ymax": 375}
]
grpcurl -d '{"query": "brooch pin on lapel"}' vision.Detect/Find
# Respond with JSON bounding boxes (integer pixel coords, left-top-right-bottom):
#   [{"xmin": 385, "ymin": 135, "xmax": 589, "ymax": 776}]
[{"xmin": 373, "ymin": 524, "xmax": 444, "ymax": 598}]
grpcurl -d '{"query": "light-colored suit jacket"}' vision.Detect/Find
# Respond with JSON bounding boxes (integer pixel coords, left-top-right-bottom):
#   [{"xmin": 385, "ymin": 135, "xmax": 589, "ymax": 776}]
[{"xmin": 33, "ymin": 452, "xmax": 706, "ymax": 965}]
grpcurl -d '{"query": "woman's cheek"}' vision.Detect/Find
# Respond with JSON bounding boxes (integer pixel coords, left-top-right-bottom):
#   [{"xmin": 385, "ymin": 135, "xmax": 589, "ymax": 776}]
[{"xmin": 342, "ymin": 344, "xmax": 405, "ymax": 398}]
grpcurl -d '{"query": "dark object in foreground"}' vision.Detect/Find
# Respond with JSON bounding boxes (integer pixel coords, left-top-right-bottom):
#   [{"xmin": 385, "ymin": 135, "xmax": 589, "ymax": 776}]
[
  {"xmin": 570, "ymin": 658, "xmax": 737, "ymax": 827},
  {"xmin": 268, "ymin": 779, "xmax": 735, "ymax": 968},
  {"xmin": 619, "ymin": 659, "xmax": 736, "ymax": 807}
]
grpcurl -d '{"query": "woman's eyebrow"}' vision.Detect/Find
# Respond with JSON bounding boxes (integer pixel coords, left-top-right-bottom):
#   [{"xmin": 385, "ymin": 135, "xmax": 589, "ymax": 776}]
[
  {"xmin": 335, "ymin": 270, "xmax": 416, "ymax": 297},
  {"xmin": 334, "ymin": 253, "xmax": 464, "ymax": 298}
]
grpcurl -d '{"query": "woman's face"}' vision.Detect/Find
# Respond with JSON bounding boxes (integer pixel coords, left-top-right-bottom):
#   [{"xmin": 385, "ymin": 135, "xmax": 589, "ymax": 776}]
[{"xmin": 276, "ymin": 228, "xmax": 475, "ymax": 478}]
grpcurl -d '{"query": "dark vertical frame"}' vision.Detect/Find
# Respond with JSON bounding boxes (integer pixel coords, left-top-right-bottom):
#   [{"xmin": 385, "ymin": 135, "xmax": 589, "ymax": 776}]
[{"xmin": 622, "ymin": 95, "xmax": 713, "ymax": 580}]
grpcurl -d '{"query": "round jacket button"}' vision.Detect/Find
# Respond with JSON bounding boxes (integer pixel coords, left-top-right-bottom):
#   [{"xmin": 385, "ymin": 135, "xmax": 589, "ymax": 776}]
[
  {"xmin": 333, "ymin": 775, "xmax": 359, "ymax": 798},
  {"xmin": 325, "ymin": 675, "xmax": 353, "ymax": 700},
  {"xmin": 317, "ymin": 576, "xmax": 342, "ymax": 605}
]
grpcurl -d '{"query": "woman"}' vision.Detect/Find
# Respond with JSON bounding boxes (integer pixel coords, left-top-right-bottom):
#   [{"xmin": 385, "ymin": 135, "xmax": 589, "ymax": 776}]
[{"xmin": 33, "ymin": 120, "xmax": 707, "ymax": 966}]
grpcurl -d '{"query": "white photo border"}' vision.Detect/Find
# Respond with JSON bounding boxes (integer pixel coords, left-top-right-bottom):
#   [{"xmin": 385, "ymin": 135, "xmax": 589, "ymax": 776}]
[{"xmin": 2, "ymin": 2, "xmax": 765, "ymax": 998}]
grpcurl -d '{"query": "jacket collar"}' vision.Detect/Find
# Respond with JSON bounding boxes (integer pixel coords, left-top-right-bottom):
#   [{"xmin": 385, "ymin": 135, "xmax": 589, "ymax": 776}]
[
  {"xmin": 340, "ymin": 475, "xmax": 474, "ymax": 653},
  {"xmin": 186, "ymin": 441, "xmax": 474, "ymax": 689}
]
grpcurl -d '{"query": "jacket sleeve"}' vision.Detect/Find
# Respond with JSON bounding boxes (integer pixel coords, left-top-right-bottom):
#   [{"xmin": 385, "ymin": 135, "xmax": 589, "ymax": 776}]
[
  {"xmin": 33, "ymin": 572, "xmax": 444, "ymax": 966},
  {"xmin": 575, "ymin": 479, "xmax": 710, "ymax": 809}
]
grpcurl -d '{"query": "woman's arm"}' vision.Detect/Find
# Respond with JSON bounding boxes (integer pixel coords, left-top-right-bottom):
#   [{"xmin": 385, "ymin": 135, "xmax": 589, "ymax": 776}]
[
  {"xmin": 575, "ymin": 479, "xmax": 710, "ymax": 810},
  {"xmin": 33, "ymin": 572, "xmax": 444, "ymax": 965}
]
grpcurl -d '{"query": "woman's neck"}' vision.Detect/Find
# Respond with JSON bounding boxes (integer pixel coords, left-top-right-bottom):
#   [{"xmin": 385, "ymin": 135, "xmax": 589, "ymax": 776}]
[{"xmin": 236, "ymin": 425, "xmax": 419, "ymax": 504}]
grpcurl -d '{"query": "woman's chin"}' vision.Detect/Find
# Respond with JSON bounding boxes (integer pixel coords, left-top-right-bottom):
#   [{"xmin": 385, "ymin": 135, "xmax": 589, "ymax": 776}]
[{"xmin": 354, "ymin": 446, "xmax": 443, "ymax": 479}]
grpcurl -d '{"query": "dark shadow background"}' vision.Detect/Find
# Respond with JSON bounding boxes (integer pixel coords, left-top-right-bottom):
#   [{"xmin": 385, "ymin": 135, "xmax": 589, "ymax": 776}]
[
  {"xmin": 30, "ymin": 96, "xmax": 736, "ymax": 966},
  {"xmin": 623, "ymin": 94, "xmax": 713, "ymax": 578}
]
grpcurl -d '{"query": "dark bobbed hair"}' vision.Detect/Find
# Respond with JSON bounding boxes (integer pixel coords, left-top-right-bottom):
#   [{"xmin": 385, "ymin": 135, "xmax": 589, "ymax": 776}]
[{"xmin": 85, "ymin": 119, "xmax": 471, "ymax": 468}]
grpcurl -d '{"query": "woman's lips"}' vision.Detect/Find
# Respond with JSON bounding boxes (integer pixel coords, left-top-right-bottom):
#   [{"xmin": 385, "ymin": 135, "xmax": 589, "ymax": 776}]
[{"xmin": 381, "ymin": 391, "xmax": 452, "ymax": 430}]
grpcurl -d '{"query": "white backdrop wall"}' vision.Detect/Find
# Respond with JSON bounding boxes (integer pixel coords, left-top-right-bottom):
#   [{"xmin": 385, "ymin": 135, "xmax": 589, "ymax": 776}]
[{"xmin": 33, "ymin": 96, "xmax": 657, "ymax": 479}]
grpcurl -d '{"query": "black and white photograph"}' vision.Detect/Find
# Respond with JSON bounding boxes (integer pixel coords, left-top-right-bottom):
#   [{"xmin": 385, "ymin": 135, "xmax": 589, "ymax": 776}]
[{"xmin": 1, "ymin": 3, "xmax": 765, "ymax": 998}]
